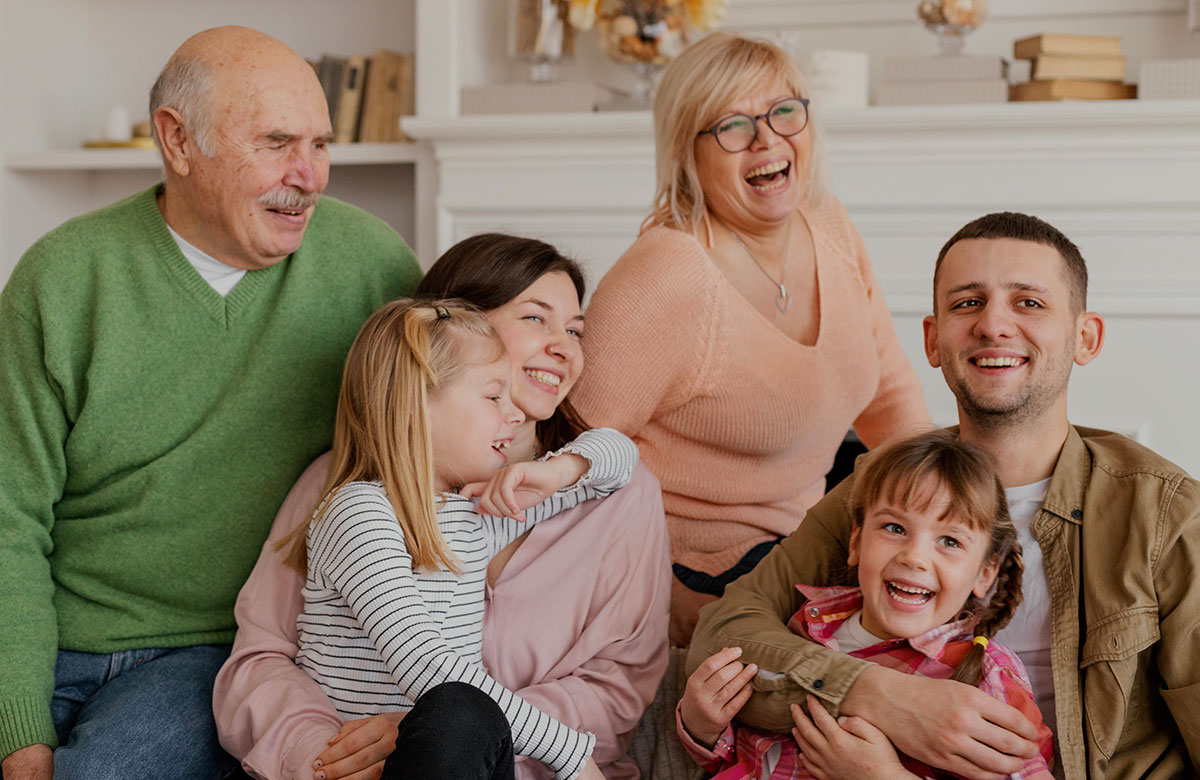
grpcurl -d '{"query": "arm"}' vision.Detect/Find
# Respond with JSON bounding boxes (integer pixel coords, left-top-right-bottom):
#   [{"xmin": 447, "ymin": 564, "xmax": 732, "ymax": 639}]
[
  {"xmin": 831, "ymin": 201, "xmax": 932, "ymax": 447},
  {"xmin": 0, "ymin": 294, "xmax": 65, "ymax": 765},
  {"xmin": 311, "ymin": 488, "xmax": 595, "ymax": 780},
  {"xmin": 482, "ymin": 465, "xmax": 670, "ymax": 772},
  {"xmin": 1154, "ymin": 476, "xmax": 1200, "ymax": 770},
  {"xmin": 569, "ymin": 229, "xmax": 717, "ymax": 438},
  {"xmin": 212, "ymin": 454, "xmax": 345, "ymax": 780}
]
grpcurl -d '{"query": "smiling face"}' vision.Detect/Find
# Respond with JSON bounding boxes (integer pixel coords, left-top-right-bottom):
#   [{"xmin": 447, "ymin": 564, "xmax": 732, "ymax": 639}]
[
  {"xmin": 486, "ymin": 272, "xmax": 584, "ymax": 423},
  {"xmin": 693, "ymin": 76, "xmax": 813, "ymax": 231},
  {"xmin": 165, "ymin": 36, "xmax": 334, "ymax": 270},
  {"xmin": 427, "ymin": 336, "xmax": 525, "ymax": 491},
  {"xmin": 849, "ymin": 478, "xmax": 999, "ymax": 641},
  {"xmin": 924, "ymin": 238, "xmax": 1104, "ymax": 430}
]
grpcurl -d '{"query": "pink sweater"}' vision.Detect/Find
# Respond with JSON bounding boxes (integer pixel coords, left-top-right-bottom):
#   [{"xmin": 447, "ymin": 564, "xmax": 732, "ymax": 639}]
[
  {"xmin": 213, "ymin": 453, "xmax": 670, "ymax": 780},
  {"xmin": 572, "ymin": 197, "xmax": 930, "ymax": 575}
]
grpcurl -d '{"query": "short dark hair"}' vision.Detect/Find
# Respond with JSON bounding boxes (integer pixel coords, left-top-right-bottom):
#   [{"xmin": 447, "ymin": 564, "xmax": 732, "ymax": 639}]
[
  {"xmin": 416, "ymin": 233, "xmax": 589, "ymax": 451},
  {"xmin": 934, "ymin": 212, "xmax": 1088, "ymax": 313}
]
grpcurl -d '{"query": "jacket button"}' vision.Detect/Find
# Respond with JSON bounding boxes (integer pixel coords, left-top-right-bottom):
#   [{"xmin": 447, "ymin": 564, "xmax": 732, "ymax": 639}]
[
  {"xmin": 1071, "ymin": 508, "xmax": 1083, "ymax": 520},
  {"xmin": 813, "ymin": 679, "xmax": 825, "ymax": 690}
]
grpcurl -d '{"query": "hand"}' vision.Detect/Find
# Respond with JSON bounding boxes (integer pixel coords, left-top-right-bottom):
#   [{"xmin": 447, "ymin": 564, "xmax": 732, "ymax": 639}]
[
  {"xmin": 462, "ymin": 454, "xmax": 587, "ymax": 520},
  {"xmin": 669, "ymin": 576, "xmax": 717, "ymax": 647},
  {"xmin": 313, "ymin": 712, "xmax": 405, "ymax": 780},
  {"xmin": 841, "ymin": 666, "xmax": 1038, "ymax": 780},
  {"xmin": 680, "ymin": 646, "xmax": 758, "ymax": 748},
  {"xmin": 575, "ymin": 757, "xmax": 605, "ymax": 780},
  {"xmin": 791, "ymin": 696, "xmax": 917, "ymax": 780},
  {"xmin": 1, "ymin": 744, "xmax": 53, "ymax": 780}
]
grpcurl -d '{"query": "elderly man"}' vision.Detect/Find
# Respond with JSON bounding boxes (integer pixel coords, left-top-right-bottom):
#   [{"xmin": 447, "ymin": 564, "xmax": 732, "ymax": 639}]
[
  {"xmin": 0, "ymin": 27, "xmax": 420, "ymax": 780},
  {"xmin": 689, "ymin": 212, "xmax": 1200, "ymax": 780}
]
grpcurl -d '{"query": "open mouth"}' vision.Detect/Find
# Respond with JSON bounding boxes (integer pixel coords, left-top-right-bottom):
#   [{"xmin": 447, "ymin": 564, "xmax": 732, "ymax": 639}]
[
  {"xmin": 267, "ymin": 207, "xmax": 306, "ymax": 217},
  {"xmin": 492, "ymin": 439, "xmax": 511, "ymax": 460},
  {"xmin": 524, "ymin": 368, "xmax": 562, "ymax": 390},
  {"xmin": 969, "ymin": 356, "xmax": 1026, "ymax": 369},
  {"xmin": 745, "ymin": 161, "xmax": 790, "ymax": 192},
  {"xmin": 886, "ymin": 581, "xmax": 933, "ymax": 606}
]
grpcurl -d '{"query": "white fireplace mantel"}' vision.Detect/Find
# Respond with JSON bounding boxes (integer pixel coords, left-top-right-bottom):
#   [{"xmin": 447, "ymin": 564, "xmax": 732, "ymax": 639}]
[{"xmin": 403, "ymin": 100, "xmax": 1200, "ymax": 473}]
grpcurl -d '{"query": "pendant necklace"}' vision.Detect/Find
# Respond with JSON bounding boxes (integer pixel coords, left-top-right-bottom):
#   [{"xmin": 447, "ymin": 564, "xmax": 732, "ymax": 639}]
[{"xmin": 715, "ymin": 216, "xmax": 792, "ymax": 314}]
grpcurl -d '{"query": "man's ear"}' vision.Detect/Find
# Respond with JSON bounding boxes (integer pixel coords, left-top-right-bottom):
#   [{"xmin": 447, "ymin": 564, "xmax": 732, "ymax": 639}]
[
  {"xmin": 1074, "ymin": 311, "xmax": 1105, "ymax": 367},
  {"xmin": 152, "ymin": 106, "xmax": 192, "ymax": 177},
  {"xmin": 847, "ymin": 525, "xmax": 861, "ymax": 567},
  {"xmin": 922, "ymin": 315, "xmax": 941, "ymax": 368}
]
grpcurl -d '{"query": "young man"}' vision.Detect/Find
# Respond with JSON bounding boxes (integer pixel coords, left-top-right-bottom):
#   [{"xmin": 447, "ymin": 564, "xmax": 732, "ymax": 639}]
[
  {"xmin": 690, "ymin": 213, "xmax": 1200, "ymax": 780},
  {"xmin": 0, "ymin": 27, "xmax": 421, "ymax": 780}
]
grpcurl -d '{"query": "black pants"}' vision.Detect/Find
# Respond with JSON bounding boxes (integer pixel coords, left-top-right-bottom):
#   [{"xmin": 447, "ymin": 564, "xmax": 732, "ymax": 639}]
[{"xmin": 381, "ymin": 682, "xmax": 515, "ymax": 780}]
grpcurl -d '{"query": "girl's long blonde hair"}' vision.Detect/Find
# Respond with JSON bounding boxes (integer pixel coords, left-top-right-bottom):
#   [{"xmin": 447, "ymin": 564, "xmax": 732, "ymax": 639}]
[{"xmin": 279, "ymin": 298, "xmax": 503, "ymax": 575}]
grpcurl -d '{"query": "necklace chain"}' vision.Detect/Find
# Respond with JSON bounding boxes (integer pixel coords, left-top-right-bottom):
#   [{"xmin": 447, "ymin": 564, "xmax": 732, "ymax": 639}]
[{"xmin": 715, "ymin": 217, "xmax": 791, "ymax": 314}]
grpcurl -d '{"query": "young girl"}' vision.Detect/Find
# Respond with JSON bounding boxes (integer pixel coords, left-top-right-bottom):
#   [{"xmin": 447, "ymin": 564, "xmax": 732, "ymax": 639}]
[
  {"xmin": 677, "ymin": 430, "xmax": 1054, "ymax": 780},
  {"xmin": 280, "ymin": 298, "xmax": 637, "ymax": 780}
]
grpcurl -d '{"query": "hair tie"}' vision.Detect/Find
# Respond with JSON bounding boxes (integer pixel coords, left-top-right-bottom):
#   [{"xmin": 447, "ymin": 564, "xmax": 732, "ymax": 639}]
[
  {"xmin": 972, "ymin": 636, "xmax": 989, "ymax": 649},
  {"xmin": 434, "ymin": 305, "xmax": 451, "ymax": 321}
]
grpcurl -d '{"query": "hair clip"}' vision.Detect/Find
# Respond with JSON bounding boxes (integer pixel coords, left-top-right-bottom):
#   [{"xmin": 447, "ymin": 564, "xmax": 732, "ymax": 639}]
[
  {"xmin": 972, "ymin": 636, "xmax": 989, "ymax": 649},
  {"xmin": 434, "ymin": 305, "xmax": 451, "ymax": 321}
]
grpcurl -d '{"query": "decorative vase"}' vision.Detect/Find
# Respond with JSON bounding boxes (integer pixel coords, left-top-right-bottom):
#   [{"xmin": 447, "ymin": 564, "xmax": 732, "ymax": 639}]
[
  {"xmin": 595, "ymin": 1, "xmax": 688, "ymax": 105},
  {"xmin": 510, "ymin": 0, "xmax": 575, "ymax": 82},
  {"xmin": 917, "ymin": 0, "xmax": 988, "ymax": 56}
]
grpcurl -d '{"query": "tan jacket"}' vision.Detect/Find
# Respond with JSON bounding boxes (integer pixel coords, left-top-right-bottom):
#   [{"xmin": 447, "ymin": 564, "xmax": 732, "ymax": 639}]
[{"xmin": 690, "ymin": 426, "xmax": 1200, "ymax": 779}]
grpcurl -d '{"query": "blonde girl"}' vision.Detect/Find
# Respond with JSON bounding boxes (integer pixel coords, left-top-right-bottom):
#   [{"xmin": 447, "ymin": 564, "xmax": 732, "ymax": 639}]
[
  {"xmin": 281, "ymin": 299, "xmax": 635, "ymax": 780},
  {"xmin": 679, "ymin": 430, "xmax": 1054, "ymax": 780}
]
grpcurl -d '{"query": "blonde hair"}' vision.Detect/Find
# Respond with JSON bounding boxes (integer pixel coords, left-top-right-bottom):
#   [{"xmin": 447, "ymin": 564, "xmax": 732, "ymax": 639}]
[
  {"xmin": 847, "ymin": 430, "xmax": 1024, "ymax": 688},
  {"xmin": 650, "ymin": 32, "xmax": 829, "ymax": 231},
  {"xmin": 280, "ymin": 299, "xmax": 504, "ymax": 575}
]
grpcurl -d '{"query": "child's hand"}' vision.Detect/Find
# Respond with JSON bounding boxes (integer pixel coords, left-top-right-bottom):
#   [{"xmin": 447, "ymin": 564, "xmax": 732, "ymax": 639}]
[
  {"xmin": 313, "ymin": 711, "xmax": 405, "ymax": 780},
  {"xmin": 791, "ymin": 696, "xmax": 919, "ymax": 780},
  {"xmin": 461, "ymin": 454, "xmax": 587, "ymax": 519},
  {"xmin": 679, "ymin": 646, "xmax": 758, "ymax": 748}
]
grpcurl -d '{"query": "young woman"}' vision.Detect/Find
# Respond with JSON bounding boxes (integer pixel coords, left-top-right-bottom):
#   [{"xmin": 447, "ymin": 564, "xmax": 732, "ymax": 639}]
[{"xmin": 214, "ymin": 235, "xmax": 670, "ymax": 780}]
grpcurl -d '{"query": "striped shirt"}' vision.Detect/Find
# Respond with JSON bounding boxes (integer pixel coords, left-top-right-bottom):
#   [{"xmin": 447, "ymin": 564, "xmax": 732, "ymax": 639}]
[
  {"xmin": 678, "ymin": 585, "xmax": 1056, "ymax": 780},
  {"xmin": 297, "ymin": 428, "xmax": 637, "ymax": 780}
]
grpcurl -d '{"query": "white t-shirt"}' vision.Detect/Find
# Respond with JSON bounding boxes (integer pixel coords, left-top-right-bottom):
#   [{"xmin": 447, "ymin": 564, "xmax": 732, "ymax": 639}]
[
  {"xmin": 831, "ymin": 609, "xmax": 882, "ymax": 654},
  {"xmin": 166, "ymin": 225, "xmax": 246, "ymax": 297},
  {"xmin": 994, "ymin": 478, "xmax": 1062, "ymax": 777}
]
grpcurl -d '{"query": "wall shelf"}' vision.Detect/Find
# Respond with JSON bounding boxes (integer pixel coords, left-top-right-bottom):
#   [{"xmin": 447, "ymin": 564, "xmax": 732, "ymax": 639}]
[{"xmin": 3, "ymin": 142, "xmax": 424, "ymax": 172}]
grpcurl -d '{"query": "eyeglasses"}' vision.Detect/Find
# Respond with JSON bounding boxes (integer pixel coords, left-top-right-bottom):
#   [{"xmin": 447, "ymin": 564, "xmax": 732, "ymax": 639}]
[{"xmin": 697, "ymin": 97, "xmax": 811, "ymax": 153}]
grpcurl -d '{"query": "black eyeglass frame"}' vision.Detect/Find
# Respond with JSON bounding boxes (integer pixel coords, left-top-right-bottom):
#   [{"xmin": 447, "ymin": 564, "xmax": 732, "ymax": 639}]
[{"xmin": 696, "ymin": 97, "xmax": 812, "ymax": 153}]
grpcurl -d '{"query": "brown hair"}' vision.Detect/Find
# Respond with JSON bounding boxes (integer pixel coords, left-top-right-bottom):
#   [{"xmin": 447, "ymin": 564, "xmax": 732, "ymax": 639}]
[
  {"xmin": 417, "ymin": 233, "xmax": 589, "ymax": 451},
  {"xmin": 279, "ymin": 299, "xmax": 503, "ymax": 575},
  {"xmin": 650, "ymin": 32, "xmax": 828, "ymax": 231},
  {"xmin": 848, "ymin": 429, "xmax": 1023, "ymax": 687},
  {"xmin": 934, "ymin": 212, "xmax": 1089, "ymax": 313}
]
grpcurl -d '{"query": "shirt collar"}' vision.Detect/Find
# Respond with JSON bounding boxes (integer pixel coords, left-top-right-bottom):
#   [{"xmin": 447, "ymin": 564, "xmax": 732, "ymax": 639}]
[{"xmin": 791, "ymin": 584, "xmax": 976, "ymax": 660}]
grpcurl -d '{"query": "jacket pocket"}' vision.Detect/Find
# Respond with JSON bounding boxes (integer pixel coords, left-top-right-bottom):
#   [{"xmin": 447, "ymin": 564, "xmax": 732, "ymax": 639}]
[{"xmin": 1079, "ymin": 607, "xmax": 1159, "ymax": 758}]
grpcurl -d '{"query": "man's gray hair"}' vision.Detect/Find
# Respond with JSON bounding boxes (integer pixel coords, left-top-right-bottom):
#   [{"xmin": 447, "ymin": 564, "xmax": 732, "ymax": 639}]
[{"xmin": 148, "ymin": 55, "xmax": 216, "ymax": 156}]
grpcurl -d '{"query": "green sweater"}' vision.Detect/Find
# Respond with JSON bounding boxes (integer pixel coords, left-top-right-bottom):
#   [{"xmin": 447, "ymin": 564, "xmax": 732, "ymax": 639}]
[{"xmin": 0, "ymin": 185, "xmax": 421, "ymax": 755}]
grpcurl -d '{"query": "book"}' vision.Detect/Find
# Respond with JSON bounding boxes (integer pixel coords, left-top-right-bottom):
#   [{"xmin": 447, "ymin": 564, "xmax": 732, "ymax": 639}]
[
  {"xmin": 1014, "ymin": 33, "xmax": 1122, "ymax": 60},
  {"xmin": 359, "ymin": 51, "xmax": 414, "ymax": 143},
  {"xmin": 316, "ymin": 55, "xmax": 347, "ymax": 127},
  {"xmin": 883, "ymin": 55, "xmax": 1008, "ymax": 83},
  {"xmin": 1030, "ymin": 54, "xmax": 1126, "ymax": 82},
  {"xmin": 1010, "ymin": 79, "xmax": 1136, "ymax": 101},
  {"xmin": 1139, "ymin": 58, "xmax": 1200, "ymax": 100},
  {"xmin": 875, "ymin": 79, "xmax": 1008, "ymax": 106},
  {"xmin": 461, "ymin": 81, "xmax": 619, "ymax": 115},
  {"xmin": 334, "ymin": 55, "xmax": 368, "ymax": 143}
]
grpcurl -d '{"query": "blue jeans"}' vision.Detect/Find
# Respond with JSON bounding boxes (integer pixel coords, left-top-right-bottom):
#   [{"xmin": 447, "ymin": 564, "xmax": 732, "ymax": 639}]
[{"xmin": 48, "ymin": 644, "xmax": 241, "ymax": 780}]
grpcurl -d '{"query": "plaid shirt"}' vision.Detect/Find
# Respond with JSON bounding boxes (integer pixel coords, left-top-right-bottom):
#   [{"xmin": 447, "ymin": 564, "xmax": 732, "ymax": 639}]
[{"xmin": 676, "ymin": 585, "xmax": 1055, "ymax": 780}]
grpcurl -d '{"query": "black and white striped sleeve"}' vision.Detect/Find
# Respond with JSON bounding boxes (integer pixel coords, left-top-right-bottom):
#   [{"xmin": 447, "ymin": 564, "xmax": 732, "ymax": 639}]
[
  {"xmin": 519, "ymin": 427, "xmax": 638, "ymax": 527},
  {"xmin": 308, "ymin": 486, "xmax": 595, "ymax": 778}
]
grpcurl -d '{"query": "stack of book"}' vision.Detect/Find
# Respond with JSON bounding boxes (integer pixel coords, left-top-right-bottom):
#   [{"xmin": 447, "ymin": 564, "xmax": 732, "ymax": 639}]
[
  {"xmin": 1010, "ymin": 34, "xmax": 1136, "ymax": 101},
  {"xmin": 312, "ymin": 50, "xmax": 415, "ymax": 143},
  {"xmin": 876, "ymin": 55, "xmax": 1009, "ymax": 106}
]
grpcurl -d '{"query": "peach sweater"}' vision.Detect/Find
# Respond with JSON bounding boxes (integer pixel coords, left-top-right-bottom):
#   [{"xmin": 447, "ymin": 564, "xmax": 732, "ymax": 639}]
[{"xmin": 572, "ymin": 197, "xmax": 930, "ymax": 575}]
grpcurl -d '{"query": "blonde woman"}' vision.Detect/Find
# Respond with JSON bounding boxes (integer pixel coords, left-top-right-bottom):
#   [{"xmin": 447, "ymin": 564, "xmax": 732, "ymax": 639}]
[{"xmin": 572, "ymin": 33, "xmax": 931, "ymax": 648}]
